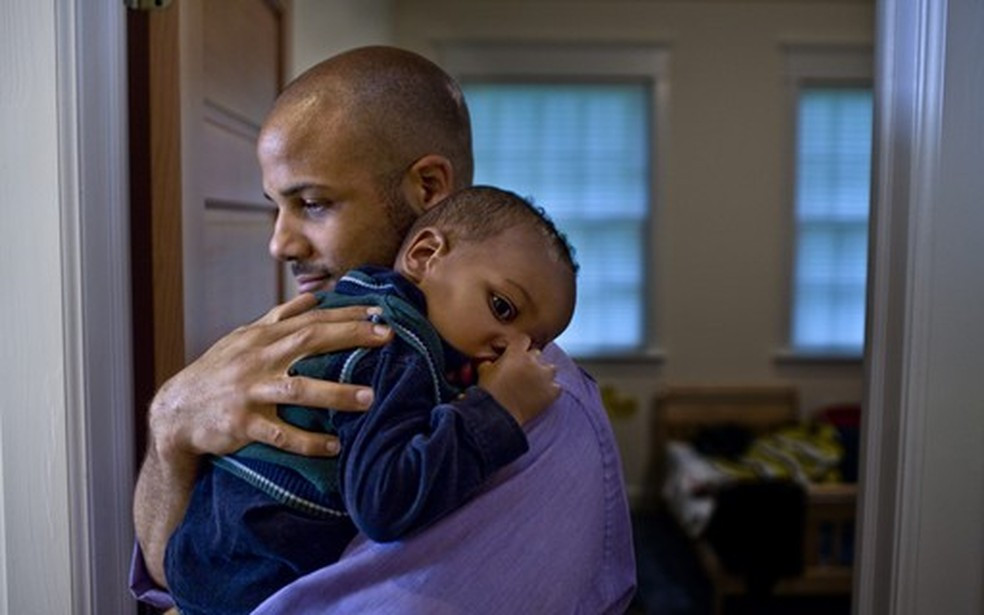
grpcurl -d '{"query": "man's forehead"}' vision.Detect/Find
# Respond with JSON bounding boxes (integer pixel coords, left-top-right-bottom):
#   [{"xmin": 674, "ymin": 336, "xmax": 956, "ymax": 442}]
[
  {"xmin": 261, "ymin": 95, "xmax": 351, "ymax": 145},
  {"xmin": 258, "ymin": 111, "xmax": 365, "ymax": 173},
  {"xmin": 259, "ymin": 116, "xmax": 327, "ymax": 155}
]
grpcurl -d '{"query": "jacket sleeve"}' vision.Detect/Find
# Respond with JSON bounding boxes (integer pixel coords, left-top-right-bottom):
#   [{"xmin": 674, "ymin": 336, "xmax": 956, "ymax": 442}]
[{"xmin": 336, "ymin": 348, "xmax": 528, "ymax": 542}]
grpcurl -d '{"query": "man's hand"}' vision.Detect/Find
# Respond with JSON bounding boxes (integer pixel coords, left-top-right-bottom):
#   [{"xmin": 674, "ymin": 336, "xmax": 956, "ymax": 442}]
[
  {"xmin": 476, "ymin": 336, "xmax": 560, "ymax": 425},
  {"xmin": 150, "ymin": 293, "xmax": 393, "ymax": 463},
  {"xmin": 134, "ymin": 294, "xmax": 393, "ymax": 589}
]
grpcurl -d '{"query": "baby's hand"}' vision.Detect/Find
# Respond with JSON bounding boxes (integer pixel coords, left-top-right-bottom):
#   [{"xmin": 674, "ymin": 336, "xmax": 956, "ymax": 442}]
[{"xmin": 476, "ymin": 336, "xmax": 560, "ymax": 425}]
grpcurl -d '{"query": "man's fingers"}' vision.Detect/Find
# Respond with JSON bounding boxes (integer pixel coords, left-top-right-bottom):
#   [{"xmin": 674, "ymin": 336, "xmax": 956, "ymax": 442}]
[
  {"xmin": 250, "ymin": 375, "xmax": 375, "ymax": 412},
  {"xmin": 296, "ymin": 304, "xmax": 383, "ymax": 325},
  {"xmin": 245, "ymin": 415, "xmax": 344, "ymax": 457},
  {"xmin": 264, "ymin": 319, "xmax": 392, "ymax": 368},
  {"xmin": 257, "ymin": 298, "xmax": 381, "ymax": 334},
  {"xmin": 256, "ymin": 293, "xmax": 318, "ymax": 325}
]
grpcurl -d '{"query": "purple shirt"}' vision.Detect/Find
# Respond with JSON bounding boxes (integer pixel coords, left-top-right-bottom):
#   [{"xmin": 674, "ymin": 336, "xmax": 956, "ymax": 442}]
[{"xmin": 131, "ymin": 344, "xmax": 636, "ymax": 613}]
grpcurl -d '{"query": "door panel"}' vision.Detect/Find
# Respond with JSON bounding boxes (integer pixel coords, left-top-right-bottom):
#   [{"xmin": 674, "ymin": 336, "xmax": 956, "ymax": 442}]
[
  {"xmin": 202, "ymin": 208, "xmax": 281, "ymax": 349},
  {"xmin": 201, "ymin": 105, "xmax": 267, "ymax": 205},
  {"xmin": 204, "ymin": 0, "xmax": 281, "ymax": 125},
  {"xmin": 189, "ymin": 0, "xmax": 285, "ymax": 357}
]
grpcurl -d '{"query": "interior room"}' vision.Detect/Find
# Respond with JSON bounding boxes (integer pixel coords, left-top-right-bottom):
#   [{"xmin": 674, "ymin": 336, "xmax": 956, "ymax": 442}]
[
  {"xmin": 2, "ymin": 0, "xmax": 983, "ymax": 613},
  {"xmin": 380, "ymin": 3, "xmax": 871, "ymax": 613}
]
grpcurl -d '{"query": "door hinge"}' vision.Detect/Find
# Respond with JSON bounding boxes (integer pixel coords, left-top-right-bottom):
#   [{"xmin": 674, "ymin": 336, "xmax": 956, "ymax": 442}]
[{"xmin": 124, "ymin": 0, "xmax": 173, "ymax": 10}]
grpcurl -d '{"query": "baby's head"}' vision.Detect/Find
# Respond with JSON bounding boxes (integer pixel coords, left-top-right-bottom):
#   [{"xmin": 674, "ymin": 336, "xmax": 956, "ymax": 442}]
[{"xmin": 395, "ymin": 186, "xmax": 578, "ymax": 360}]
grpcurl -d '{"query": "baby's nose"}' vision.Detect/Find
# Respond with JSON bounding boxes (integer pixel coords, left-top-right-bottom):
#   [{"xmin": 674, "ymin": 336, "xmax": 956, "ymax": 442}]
[
  {"xmin": 491, "ymin": 333, "xmax": 532, "ymax": 356},
  {"xmin": 490, "ymin": 338, "xmax": 508, "ymax": 356}
]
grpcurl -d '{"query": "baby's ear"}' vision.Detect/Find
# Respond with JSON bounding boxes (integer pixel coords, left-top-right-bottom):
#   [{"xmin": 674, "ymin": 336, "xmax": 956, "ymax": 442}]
[{"xmin": 398, "ymin": 227, "xmax": 447, "ymax": 283}]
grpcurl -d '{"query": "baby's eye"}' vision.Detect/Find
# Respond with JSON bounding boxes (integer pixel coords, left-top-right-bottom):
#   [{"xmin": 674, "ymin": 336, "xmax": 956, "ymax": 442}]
[{"xmin": 489, "ymin": 293, "xmax": 517, "ymax": 322}]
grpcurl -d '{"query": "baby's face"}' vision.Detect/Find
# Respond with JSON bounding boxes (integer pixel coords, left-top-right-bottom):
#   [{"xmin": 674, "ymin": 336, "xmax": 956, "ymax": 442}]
[{"xmin": 417, "ymin": 225, "xmax": 575, "ymax": 361}]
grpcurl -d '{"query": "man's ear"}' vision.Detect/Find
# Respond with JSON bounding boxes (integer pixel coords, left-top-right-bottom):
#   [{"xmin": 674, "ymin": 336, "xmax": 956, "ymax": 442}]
[
  {"xmin": 403, "ymin": 154, "xmax": 455, "ymax": 215},
  {"xmin": 398, "ymin": 227, "xmax": 448, "ymax": 283}
]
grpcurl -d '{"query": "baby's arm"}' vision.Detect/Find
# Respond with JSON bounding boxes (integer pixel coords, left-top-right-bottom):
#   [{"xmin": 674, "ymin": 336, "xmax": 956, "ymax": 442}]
[{"xmin": 337, "ymin": 346, "xmax": 553, "ymax": 542}]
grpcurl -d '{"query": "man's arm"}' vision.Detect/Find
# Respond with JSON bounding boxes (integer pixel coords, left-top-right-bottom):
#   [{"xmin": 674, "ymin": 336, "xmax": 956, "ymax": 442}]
[
  {"xmin": 133, "ymin": 437, "xmax": 198, "ymax": 589},
  {"xmin": 132, "ymin": 294, "xmax": 393, "ymax": 588}
]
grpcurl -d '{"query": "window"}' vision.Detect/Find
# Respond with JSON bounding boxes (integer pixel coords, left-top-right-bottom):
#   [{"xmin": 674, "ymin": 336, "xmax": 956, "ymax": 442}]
[
  {"xmin": 791, "ymin": 87, "xmax": 873, "ymax": 354},
  {"xmin": 442, "ymin": 44, "xmax": 665, "ymax": 357},
  {"xmin": 784, "ymin": 47, "xmax": 873, "ymax": 357},
  {"xmin": 463, "ymin": 83, "xmax": 650, "ymax": 355}
]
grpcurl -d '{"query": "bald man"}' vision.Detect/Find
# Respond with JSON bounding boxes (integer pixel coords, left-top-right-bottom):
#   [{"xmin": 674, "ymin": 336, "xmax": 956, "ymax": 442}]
[{"xmin": 132, "ymin": 46, "xmax": 635, "ymax": 614}]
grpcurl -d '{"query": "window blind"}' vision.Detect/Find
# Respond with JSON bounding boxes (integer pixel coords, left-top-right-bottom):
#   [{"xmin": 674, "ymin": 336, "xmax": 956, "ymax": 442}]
[
  {"xmin": 462, "ymin": 83, "xmax": 651, "ymax": 355},
  {"xmin": 792, "ymin": 87, "xmax": 873, "ymax": 353}
]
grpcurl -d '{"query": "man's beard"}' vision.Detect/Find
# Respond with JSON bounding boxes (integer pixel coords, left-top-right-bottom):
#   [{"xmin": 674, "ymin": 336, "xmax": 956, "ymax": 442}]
[
  {"xmin": 290, "ymin": 261, "xmax": 329, "ymax": 278},
  {"xmin": 381, "ymin": 186, "xmax": 418, "ymax": 242}
]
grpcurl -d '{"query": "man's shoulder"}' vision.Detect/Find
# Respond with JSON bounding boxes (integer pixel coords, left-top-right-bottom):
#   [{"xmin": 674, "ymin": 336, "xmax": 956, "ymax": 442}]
[
  {"xmin": 540, "ymin": 343, "xmax": 606, "ymax": 425},
  {"xmin": 521, "ymin": 343, "xmax": 616, "ymax": 465}
]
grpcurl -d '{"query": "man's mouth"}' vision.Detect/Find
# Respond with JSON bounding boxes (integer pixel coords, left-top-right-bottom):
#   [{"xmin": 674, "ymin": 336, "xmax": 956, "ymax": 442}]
[
  {"xmin": 292, "ymin": 264, "xmax": 333, "ymax": 293},
  {"xmin": 295, "ymin": 274, "xmax": 332, "ymax": 293}
]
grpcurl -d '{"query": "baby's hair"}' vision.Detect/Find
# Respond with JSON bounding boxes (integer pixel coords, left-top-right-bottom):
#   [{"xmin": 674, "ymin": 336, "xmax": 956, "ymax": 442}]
[{"xmin": 409, "ymin": 185, "xmax": 579, "ymax": 274}]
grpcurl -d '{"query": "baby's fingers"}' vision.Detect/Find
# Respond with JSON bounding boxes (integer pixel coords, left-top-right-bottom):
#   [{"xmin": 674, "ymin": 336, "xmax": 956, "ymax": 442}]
[{"xmin": 502, "ymin": 334, "xmax": 533, "ymax": 357}]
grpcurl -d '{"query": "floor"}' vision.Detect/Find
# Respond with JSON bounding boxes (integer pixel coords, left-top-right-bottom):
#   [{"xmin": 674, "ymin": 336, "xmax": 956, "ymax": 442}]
[{"xmin": 629, "ymin": 510, "xmax": 851, "ymax": 615}]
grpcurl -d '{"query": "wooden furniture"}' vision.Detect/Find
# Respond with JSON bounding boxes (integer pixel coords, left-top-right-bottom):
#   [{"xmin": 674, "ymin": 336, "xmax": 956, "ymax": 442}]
[{"xmin": 651, "ymin": 386, "xmax": 856, "ymax": 615}]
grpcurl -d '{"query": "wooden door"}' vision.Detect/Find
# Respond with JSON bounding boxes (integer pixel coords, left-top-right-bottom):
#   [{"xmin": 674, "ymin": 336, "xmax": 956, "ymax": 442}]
[
  {"xmin": 128, "ymin": 0, "xmax": 287, "ymax": 461},
  {"xmin": 187, "ymin": 0, "xmax": 287, "ymax": 359}
]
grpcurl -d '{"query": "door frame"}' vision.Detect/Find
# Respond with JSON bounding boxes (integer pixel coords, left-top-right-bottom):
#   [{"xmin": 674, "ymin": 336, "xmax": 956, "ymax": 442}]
[
  {"xmin": 61, "ymin": 0, "xmax": 134, "ymax": 613},
  {"xmin": 855, "ymin": 0, "xmax": 984, "ymax": 613},
  {"xmin": 51, "ymin": 0, "xmax": 984, "ymax": 612}
]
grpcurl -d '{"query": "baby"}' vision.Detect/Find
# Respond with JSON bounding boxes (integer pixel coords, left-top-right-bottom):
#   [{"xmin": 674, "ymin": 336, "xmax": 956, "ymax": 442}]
[{"xmin": 165, "ymin": 186, "xmax": 578, "ymax": 615}]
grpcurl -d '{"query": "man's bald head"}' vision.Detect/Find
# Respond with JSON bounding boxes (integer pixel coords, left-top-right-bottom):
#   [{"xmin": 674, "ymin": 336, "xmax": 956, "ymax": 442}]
[{"xmin": 264, "ymin": 46, "xmax": 474, "ymax": 190}]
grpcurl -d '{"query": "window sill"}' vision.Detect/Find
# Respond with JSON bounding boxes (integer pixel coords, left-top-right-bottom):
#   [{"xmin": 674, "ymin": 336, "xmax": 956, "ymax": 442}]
[
  {"xmin": 571, "ymin": 347, "xmax": 667, "ymax": 366},
  {"xmin": 773, "ymin": 348, "xmax": 864, "ymax": 365}
]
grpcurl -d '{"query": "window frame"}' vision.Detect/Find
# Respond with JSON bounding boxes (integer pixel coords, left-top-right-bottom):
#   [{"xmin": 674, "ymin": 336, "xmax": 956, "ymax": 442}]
[
  {"xmin": 439, "ymin": 42, "xmax": 669, "ymax": 360},
  {"xmin": 778, "ymin": 45, "xmax": 874, "ymax": 363}
]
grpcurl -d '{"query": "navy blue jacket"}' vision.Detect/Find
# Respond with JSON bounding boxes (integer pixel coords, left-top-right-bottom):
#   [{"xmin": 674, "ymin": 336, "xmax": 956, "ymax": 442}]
[{"xmin": 215, "ymin": 267, "xmax": 528, "ymax": 541}]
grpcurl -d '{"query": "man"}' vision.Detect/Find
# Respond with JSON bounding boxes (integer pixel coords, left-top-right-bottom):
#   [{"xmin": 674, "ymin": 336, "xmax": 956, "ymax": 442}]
[{"xmin": 132, "ymin": 45, "xmax": 636, "ymax": 614}]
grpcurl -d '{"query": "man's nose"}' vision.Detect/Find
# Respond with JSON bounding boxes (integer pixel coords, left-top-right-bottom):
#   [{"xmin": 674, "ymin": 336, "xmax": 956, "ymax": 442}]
[{"xmin": 268, "ymin": 212, "xmax": 310, "ymax": 262}]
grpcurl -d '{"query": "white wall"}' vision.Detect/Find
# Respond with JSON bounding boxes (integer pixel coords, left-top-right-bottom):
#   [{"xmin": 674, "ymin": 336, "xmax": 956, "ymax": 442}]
[
  {"xmin": 290, "ymin": 0, "xmax": 396, "ymax": 78},
  {"xmin": 393, "ymin": 0, "xmax": 874, "ymax": 500},
  {"xmin": 0, "ymin": 2, "xmax": 74, "ymax": 613}
]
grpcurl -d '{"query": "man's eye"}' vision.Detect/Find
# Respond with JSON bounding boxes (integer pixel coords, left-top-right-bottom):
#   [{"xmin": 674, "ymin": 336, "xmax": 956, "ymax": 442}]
[
  {"xmin": 489, "ymin": 294, "xmax": 517, "ymax": 322},
  {"xmin": 301, "ymin": 200, "xmax": 331, "ymax": 216}
]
